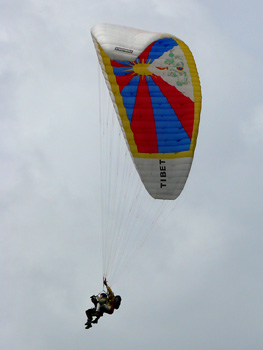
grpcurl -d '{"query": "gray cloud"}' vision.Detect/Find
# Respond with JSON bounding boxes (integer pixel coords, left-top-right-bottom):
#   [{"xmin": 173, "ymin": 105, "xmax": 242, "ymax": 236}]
[{"xmin": 1, "ymin": 0, "xmax": 263, "ymax": 349}]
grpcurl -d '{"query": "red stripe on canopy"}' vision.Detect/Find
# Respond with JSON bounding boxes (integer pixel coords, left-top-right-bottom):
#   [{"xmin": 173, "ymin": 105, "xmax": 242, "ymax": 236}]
[{"xmin": 131, "ymin": 77, "xmax": 158, "ymax": 153}]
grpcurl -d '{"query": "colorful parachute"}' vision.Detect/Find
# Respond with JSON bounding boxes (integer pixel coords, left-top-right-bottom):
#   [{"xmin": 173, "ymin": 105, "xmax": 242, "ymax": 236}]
[{"xmin": 91, "ymin": 23, "xmax": 201, "ymax": 200}]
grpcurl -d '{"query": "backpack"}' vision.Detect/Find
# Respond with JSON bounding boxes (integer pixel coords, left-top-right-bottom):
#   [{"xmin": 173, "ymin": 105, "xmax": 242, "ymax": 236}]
[{"xmin": 114, "ymin": 295, "xmax": 122, "ymax": 309}]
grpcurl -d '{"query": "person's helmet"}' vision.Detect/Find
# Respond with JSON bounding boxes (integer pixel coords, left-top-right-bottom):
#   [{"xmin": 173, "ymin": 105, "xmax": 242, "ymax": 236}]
[
  {"xmin": 97, "ymin": 292, "xmax": 108, "ymax": 305},
  {"xmin": 114, "ymin": 295, "xmax": 122, "ymax": 309}
]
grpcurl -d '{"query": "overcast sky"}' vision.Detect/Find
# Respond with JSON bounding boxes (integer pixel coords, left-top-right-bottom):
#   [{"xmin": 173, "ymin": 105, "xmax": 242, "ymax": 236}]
[{"xmin": 1, "ymin": 0, "xmax": 263, "ymax": 349}]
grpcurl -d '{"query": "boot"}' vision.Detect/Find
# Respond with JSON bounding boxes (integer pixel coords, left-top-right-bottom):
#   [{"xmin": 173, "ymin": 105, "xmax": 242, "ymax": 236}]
[{"xmin": 85, "ymin": 322, "xmax": 92, "ymax": 329}]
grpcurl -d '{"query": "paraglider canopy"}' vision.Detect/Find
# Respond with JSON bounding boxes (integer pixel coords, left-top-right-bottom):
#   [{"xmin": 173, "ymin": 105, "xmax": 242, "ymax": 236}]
[{"xmin": 91, "ymin": 23, "xmax": 202, "ymax": 200}]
